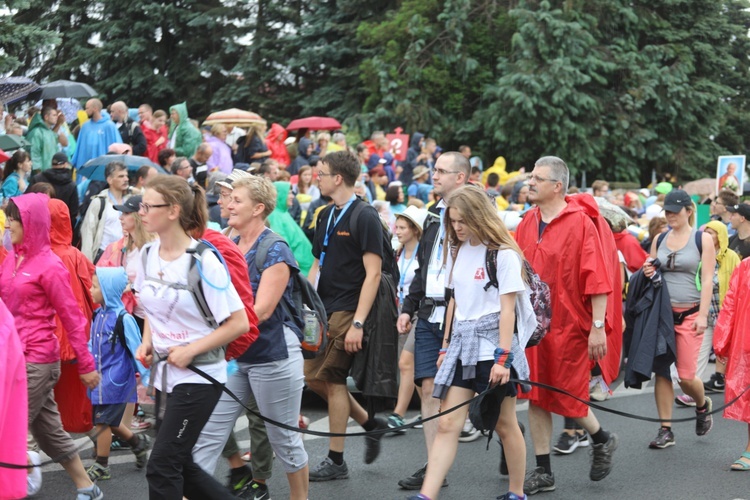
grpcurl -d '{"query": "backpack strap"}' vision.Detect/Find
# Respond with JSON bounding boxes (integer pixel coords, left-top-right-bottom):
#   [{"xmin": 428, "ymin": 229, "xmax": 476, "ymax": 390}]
[
  {"xmin": 254, "ymin": 231, "xmax": 287, "ymax": 272},
  {"xmin": 656, "ymin": 229, "xmax": 669, "ymax": 250},
  {"xmin": 484, "ymin": 248, "xmax": 499, "ymax": 291},
  {"xmin": 113, "ymin": 311, "xmax": 128, "ymax": 350}
]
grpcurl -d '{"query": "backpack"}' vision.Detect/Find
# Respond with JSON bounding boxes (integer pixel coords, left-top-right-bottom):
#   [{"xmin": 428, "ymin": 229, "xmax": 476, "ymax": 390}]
[
  {"xmin": 655, "ymin": 230, "xmax": 704, "ymax": 291},
  {"xmin": 72, "ymin": 184, "xmax": 109, "ymax": 248},
  {"xmin": 254, "ymin": 232, "xmax": 328, "ymax": 359},
  {"xmin": 484, "ymin": 248, "xmax": 552, "ymax": 348},
  {"xmin": 141, "ymin": 240, "xmax": 231, "ymax": 363},
  {"xmin": 347, "ymin": 201, "xmax": 401, "ymax": 284}
]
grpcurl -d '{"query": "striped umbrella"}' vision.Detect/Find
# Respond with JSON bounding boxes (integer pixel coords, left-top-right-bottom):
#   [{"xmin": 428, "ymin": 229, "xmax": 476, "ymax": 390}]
[{"xmin": 0, "ymin": 77, "xmax": 40, "ymax": 105}]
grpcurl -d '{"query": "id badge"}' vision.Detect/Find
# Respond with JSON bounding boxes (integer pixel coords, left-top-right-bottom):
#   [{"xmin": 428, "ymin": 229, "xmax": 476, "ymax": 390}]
[{"xmin": 425, "ymin": 266, "xmax": 445, "ymax": 298}]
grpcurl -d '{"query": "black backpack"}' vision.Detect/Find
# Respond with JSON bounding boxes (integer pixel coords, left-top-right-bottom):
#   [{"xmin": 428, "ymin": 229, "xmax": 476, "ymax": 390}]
[
  {"xmin": 347, "ymin": 201, "xmax": 400, "ymax": 284},
  {"xmin": 254, "ymin": 232, "xmax": 328, "ymax": 359}
]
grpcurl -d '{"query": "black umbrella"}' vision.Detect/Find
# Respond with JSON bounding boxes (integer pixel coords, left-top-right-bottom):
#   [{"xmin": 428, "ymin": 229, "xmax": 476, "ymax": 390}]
[
  {"xmin": 78, "ymin": 155, "xmax": 166, "ymax": 181},
  {"xmin": 29, "ymin": 80, "xmax": 97, "ymax": 100},
  {"xmin": 0, "ymin": 77, "xmax": 40, "ymax": 104}
]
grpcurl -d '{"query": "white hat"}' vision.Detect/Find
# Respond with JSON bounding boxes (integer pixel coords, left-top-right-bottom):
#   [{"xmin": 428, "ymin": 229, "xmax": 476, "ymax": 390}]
[
  {"xmin": 396, "ymin": 206, "xmax": 428, "ymax": 232},
  {"xmin": 216, "ymin": 168, "xmax": 254, "ymax": 190}
]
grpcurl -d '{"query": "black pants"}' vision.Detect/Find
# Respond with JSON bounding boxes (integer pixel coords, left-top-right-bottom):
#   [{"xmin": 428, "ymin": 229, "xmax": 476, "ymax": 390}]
[{"xmin": 146, "ymin": 383, "xmax": 234, "ymax": 500}]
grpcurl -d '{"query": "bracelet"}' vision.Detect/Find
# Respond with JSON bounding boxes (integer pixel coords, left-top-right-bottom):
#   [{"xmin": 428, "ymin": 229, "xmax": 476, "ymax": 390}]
[
  {"xmin": 494, "ymin": 347, "xmax": 514, "ymax": 368},
  {"xmin": 438, "ymin": 348, "xmax": 448, "ymax": 355}
]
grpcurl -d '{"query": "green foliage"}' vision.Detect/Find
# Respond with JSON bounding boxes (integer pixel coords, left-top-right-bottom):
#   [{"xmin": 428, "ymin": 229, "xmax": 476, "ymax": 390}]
[{"xmin": 0, "ymin": 0, "xmax": 60, "ymax": 75}]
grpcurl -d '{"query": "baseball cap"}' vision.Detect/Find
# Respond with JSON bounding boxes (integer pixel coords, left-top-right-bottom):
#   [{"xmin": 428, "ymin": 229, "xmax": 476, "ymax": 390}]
[
  {"xmin": 216, "ymin": 168, "xmax": 254, "ymax": 190},
  {"xmin": 726, "ymin": 203, "xmax": 750, "ymax": 220},
  {"xmin": 663, "ymin": 189, "xmax": 693, "ymax": 213},
  {"xmin": 113, "ymin": 196, "xmax": 142, "ymax": 214},
  {"xmin": 51, "ymin": 152, "xmax": 69, "ymax": 166}
]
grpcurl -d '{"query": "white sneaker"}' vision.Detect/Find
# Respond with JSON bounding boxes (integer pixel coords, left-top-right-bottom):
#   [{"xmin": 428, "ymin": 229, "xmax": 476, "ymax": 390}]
[
  {"xmin": 27, "ymin": 451, "xmax": 42, "ymax": 497},
  {"xmin": 458, "ymin": 418, "xmax": 482, "ymax": 442},
  {"xmin": 589, "ymin": 376, "xmax": 610, "ymax": 402}
]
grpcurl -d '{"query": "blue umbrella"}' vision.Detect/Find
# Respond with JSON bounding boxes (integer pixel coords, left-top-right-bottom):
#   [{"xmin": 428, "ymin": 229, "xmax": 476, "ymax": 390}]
[
  {"xmin": 78, "ymin": 154, "xmax": 167, "ymax": 181},
  {"xmin": 0, "ymin": 77, "xmax": 40, "ymax": 105}
]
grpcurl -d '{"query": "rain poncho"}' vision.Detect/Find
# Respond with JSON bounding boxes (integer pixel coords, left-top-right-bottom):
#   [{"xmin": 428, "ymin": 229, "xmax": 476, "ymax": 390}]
[
  {"xmin": 169, "ymin": 102, "xmax": 203, "ymax": 158},
  {"xmin": 267, "ymin": 181, "xmax": 313, "ymax": 276},
  {"xmin": 266, "ymin": 123, "xmax": 290, "ymax": 167},
  {"xmin": 25, "ymin": 112, "xmax": 58, "ymax": 172},
  {"xmin": 704, "ymin": 221, "xmax": 741, "ymax": 307},
  {"xmin": 71, "ymin": 115, "xmax": 120, "ymax": 168},
  {"xmin": 714, "ymin": 258, "xmax": 750, "ymax": 424}
]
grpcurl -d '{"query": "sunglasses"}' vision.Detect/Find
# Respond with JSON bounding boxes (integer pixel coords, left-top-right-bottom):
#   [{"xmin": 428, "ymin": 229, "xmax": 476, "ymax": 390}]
[{"xmin": 665, "ymin": 252, "xmax": 676, "ymax": 271}]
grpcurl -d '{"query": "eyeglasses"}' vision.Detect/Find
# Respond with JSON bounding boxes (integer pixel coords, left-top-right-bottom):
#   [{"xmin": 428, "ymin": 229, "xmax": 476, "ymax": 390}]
[
  {"xmin": 318, "ymin": 171, "xmax": 338, "ymax": 178},
  {"xmin": 529, "ymin": 174, "xmax": 559, "ymax": 184},
  {"xmin": 178, "ymin": 164, "xmax": 191, "ymax": 171},
  {"xmin": 139, "ymin": 203, "xmax": 170, "ymax": 213},
  {"xmin": 711, "ymin": 200, "xmax": 725, "ymax": 206},
  {"xmin": 434, "ymin": 168, "xmax": 460, "ymax": 176}
]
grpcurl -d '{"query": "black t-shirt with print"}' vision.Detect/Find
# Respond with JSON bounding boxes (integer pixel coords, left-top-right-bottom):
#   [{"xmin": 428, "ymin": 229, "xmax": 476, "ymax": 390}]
[
  {"xmin": 728, "ymin": 233, "xmax": 750, "ymax": 260},
  {"xmin": 313, "ymin": 199, "xmax": 384, "ymax": 313}
]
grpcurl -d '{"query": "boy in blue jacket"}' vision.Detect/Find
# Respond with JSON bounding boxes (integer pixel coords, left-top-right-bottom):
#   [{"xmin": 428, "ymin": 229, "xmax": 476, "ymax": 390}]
[{"xmin": 86, "ymin": 267, "xmax": 150, "ymax": 481}]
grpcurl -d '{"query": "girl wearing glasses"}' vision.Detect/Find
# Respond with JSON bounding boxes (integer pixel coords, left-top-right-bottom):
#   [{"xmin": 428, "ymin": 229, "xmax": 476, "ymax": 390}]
[
  {"xmin": 642, "ymin": 189, "xmax": 716, "ymax": 449},
  {"xmin": 134, "ymin": 176, "xmax": 249, "ymax": 499}
]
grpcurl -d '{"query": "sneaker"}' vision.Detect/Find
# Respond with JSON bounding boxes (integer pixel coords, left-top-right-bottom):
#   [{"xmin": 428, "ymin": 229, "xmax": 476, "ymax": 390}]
[
  {"xmin": 696, "ymin": 396, "xmax": 713, "ymax": 436},
  {"xmin": 388, "ymin": 413, "xmax": 407, "ymax": 435},
  {"xmin": 131, "ymin": 434, "xmax": 151, "ymax": 469},
  {"xmin": 298, "ymin": 414, "xmax": 310, "ymax": 429},
  {"xmin": 497, "ymin": 493, "xmax": 528, "ymax": 500},
  {"xmin": 589, "ymin": 432, "xmax": 619, "ymax": 481},
  {"xmin": 241, "ymin": 451, "xmax": 252, "ymax": 462},
  {"xmin": 649, "ymin": 427, "xmax": 675, "ymax": 449},
  {"xmin": 86, "ymin": 462, "xmax": 111, "ymax": 482},
  {"xmin": 228, "ymin": 465, "xmax": 253, "ymax": 493},
  {"xmin": 708, "ymin": 349, "xmax": 716, "ymax": 363},
  {"xmin": 76, "ymin": 484, "xmax": 104, "ymax": 500},
  {"xmin": 236, "ymin": 480, "xmax": 270, "ymax": 500},
  {"xmin": 675, "ymin": 394, "xmax": 696, "ymax": 407},
  {"xmin": 458, "ymin": 419, "xmax": 482, "ymax": 443},
  {"xmin": 309, "ymin": 457, "xmax": 349, "ymax": 481},
  {"xmin": 130, "ymin": 416, "xmax": 152, "ymax": 431},
  {"xmin": 397, "ymin": 464, "xmax": 448, "ymax": 490},
  {"xmin": 553, "ymin": 432, "xmax": 580, "ymax": 455},
  {"xmin": 704, "ymin": 373, "xmax": 725, "ymax": 393},
  {"xmin": 364, "ymin": 417, "xmax": 388, "ymax": 464},
  {"xmin": 110, "ymin": 436, "xmax": 131, "ymax": 450},
  {"xmin": 27, "ymin": 451, "xmax": 42, "ymax": 497},
  {"xmin": 411, "ymin": 414, "xmax": 423, "ymax": 429},
  {"xmin": 523, "ymin": 466, "xmax": 555, "ymax": 495},
  {"xmin": 589, "ymin": 376, "xmax": 610, "ymax": 402}
]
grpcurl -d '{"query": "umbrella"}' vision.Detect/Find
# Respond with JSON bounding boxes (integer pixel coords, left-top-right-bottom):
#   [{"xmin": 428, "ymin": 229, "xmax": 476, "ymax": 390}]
[
  {"xmin": 682, "ymin": 178, "xmax": 716, "ymax": 198},
  {"xmin": 78, "ymin": 155, "xmax": 166, "ymax": 181},
  {"xmin": 0, "ymin": 149, "xmax": 10, "ymax": 164},
  {"xmin": 0, "ymin": 77, "xmax": 40, "ymax": 104},
  {"xmin": 594, "ymin": 196, "xmax": 633, "ymax": 232},
  {"xmin": 34, "ymin": 97, "xmax": 82, "ymax": 123},
  {"xmin": 29, "ymin": 80, "xmax": 97, "ymax": 100},
  {"xmin": 202, "ymin": 108, "xmax": 265, "ymax": 128},
  {"xmin": 0, "ymin": 134, "xmax": 30, "ymax": 153},
  {"xmin": 286, "ymin": 116, "xmax": 342, "ymax": 131}
]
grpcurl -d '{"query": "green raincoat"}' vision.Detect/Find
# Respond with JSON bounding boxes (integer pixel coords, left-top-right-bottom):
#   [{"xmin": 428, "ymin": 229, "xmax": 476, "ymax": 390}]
[
  {"xmin": 267, "ymin": 181, "xmax": 313, "ymax": 276},
  {"xmin": 168, "ymin": 102, "xmax": 203, "ymax": 158},
  {"xmin": 26, "ymin": 113, "xmax": 58, "ymax": 172}
]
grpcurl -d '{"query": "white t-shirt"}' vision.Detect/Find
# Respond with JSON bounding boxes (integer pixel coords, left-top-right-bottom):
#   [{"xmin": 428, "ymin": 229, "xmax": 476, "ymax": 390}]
[
  {"xmin": 134, "ymin": 240, "xmax": 243, "ymax": 393},
  {"xmin": 126, "ymin": 247, "xmax": 146, "ymax": 319},
  {"xmin": 446, "ymin": 243, "xmax": 525, "ymax": 360},
  {"xmin": 100, "ymin": 201, "xmax": 124, "ymax": 251}
]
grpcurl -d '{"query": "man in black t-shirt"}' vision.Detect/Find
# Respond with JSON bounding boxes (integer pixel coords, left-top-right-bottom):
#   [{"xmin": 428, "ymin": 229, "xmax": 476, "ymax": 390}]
[
  {"xmin": 305, "ymin": 151, "xmax": 388, "ymax": 481},
  {"xmin": 727, "ymin": 203, "xmax": 750, "ymax": 259}
]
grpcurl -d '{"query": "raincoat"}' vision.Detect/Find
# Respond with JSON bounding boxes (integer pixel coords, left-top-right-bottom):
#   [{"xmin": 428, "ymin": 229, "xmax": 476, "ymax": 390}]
[
  {"xmin": 142, "ymin": 120, "xmax": 168, "ymax": 164},
  {"xmin": 515, "ymin": 194, "xmax": 622, "ymax": 417},
  {"xmin": 704, "ymin": 221, "xmax": 741, "ymax": 307},
  {"xmin": 0, "ymin": 299, "xmax": 26, "ymax": 500},
  {"xmin": 288, "ymin": 137, "xmax": 312, "ymax": 176},
  {"xmin": 0, "ymin": 193, "xmax": 95, "ymax": 375},
  {"xmin": 713, "ymin": 258, "xmax": 750, "ymax": 423},
  {"xmin": 96, "ymin": 236, "xmax": 138, "ymax": 314},
  {"xmin": 71, "ymin": 115, "xmax": 121, "ymax": 168},
  {"xmin": 205, "ymin": 133, "xmax": 234, "ymax": 174},
  {"xmin": 169, "ymin": 102, "xmax": 203, "ymax": 158},
  {"xmin": 267, "ymin": 182, "xmax": 313, "ymax": 276},
  {"xmin": 613, "ymin": 231, "xmax": 649, "ymax": 274},
  {"xmin": 266, "ymin": 123, "xmax": 290, "ymax": 167},
  {"xmin": 25, "ymin": 112, "xmax": 58, "ymax": 172},
  {"xmin": 49, "ymin": 199, "xmax": 97, "ymax": 431},
  {"xmin": 88, "ymin": 267, "xmax": 144, "ymax": 406}
]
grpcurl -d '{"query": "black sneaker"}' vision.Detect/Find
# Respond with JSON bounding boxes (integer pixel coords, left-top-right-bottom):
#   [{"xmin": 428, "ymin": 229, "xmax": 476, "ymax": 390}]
[
  {"xmin": 227, "ymin": 465, "xmax": 254, "ymax": 494},
  {"xmin": 236, "ymin": 479, "xmax": 270, "ymax": 500},
  {"xmin": 364, "ymin": 417, "xmax": 388, "ymax": 464},
  {"xmin": 397, "ymin": 464, "xmax": 448, "ymax": 490},
  {"xmin": 696, "ymin": 397, "xmax": 713, "ymax": 436},
  {"xmin": 589, "ymin": 433, "xmax": 618, "ymax": 481},
  {"xmin": 553, "ymin": 432, "xmax": 580, "ymax": 455},
  {"xmin": 131, "ymin": 434, "xmax": 151, "ymax": 469},
  {"xmin": 649, "ymin": 427, "xmax": 675, "ymax": 449},
  {"xmin": 523, "ymin": 466, "xmax": 555, "ymax": 495},
  {"xmin": 309, "ymin": 457, "xmax": 349, "ymax": 481},
  {"xmin": 703, "ymin": 373, "xmax": 725, "ymax": 393}
]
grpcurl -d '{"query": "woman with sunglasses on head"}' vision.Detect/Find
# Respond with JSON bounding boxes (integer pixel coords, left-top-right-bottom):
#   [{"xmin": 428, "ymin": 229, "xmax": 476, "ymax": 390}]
[
  {"xmin": 642, "ymin": 189, "xmax": 716, "ymax": 449},
  {"xmin": 133, "ymin": 176, "xmax": 248, "ymax": 499}
]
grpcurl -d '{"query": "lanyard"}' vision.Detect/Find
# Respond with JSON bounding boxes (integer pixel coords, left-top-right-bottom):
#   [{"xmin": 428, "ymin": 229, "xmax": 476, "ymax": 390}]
[
  {"xmin": 398, "ymin": 243, "xmax": 419, "ymax": 303},
  {"xmin": 433, "ymin": 206, "xmax": 446, "ymax": 265},
  {"xmin": 319, "ymin": 195, "xmax": 356, "ymax": 269}
]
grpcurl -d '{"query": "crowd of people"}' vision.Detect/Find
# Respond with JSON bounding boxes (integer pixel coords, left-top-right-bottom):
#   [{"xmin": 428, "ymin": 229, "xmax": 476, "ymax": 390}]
[{"xmin": 0, "ymin": 98, "xmax": 749, "ymax": 500}]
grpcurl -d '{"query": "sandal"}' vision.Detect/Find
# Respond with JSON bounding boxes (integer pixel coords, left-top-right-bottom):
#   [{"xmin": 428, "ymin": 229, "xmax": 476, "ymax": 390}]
[{"xmin": 731, "ymin": 451, "xmax": 750, "ymax": 471}]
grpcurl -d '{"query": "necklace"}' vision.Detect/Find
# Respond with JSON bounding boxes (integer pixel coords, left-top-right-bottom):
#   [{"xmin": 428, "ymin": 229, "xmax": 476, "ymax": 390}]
[{"xmin": 157, "ymin": 253, "xmax": 182, "ymax": 279}]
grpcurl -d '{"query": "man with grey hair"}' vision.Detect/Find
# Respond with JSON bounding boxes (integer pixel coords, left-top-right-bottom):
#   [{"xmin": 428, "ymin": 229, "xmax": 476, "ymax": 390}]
[
  {"xmin": 110, "ymin": 101, "xmax": 147, "ymax": 156},
  {"xmin": 515, "ymin": 155, "xmax": 620, "ymax": 495},
  {"xmin": 189, "ymin": 142, "xmax": 214, "ymax": 188}
]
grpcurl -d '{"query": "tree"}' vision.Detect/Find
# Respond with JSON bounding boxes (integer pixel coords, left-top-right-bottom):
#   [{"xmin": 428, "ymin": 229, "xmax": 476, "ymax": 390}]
[{"xmin": 0, "ymin": 0, "xmax": 60, "ymax": 76}]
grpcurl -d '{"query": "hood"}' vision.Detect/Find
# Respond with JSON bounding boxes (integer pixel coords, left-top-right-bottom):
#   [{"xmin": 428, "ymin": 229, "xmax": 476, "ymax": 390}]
[
  {"xmin": 267, "ymin": 123, "xmax": 287, "ymax": 143},
  {"xmin": 510, "ymin": 181, "xmax": 527, "ymax": 204},
  {"xmin": 13, "ymin": 193, "xmax": 51, "ymax": 257},
  {"xmin": 169, "ymin": 102, "xmax": 190, "ymax": 135},
  {"xmin": 409, "ymin": 132, "xmax": 424, "ymax": 150},
  {"xmin": 297, "ymin": 137, "xmax": 312, "ymax": 159},
  {"xmin": 27, "ymin": 112, "xmax": 49, "ymax": 134},
  {"xmin": 705, "ymin": 220, "xmax": 729, "ymax": 259},
  {"xmin": 491, "ymin": 156, "xmax": 506, "ymax": 172},
  {"xmin": 41, "ymin": 167, "xmax": 74, "ymax": 184},
  {"xmin": 563, "ymin": 193, "xmax": 601, "ymax": 220},
  {"xmin": 49, "ymin": 199, "xmax": 73, "ymax": 249},
  {"xmin": 273, "ymin": 181, "xmax": 291, "ymax": 214},
  {"xmin": 95, "ymin": 267, "xmax": 128, "ymax": 314}
]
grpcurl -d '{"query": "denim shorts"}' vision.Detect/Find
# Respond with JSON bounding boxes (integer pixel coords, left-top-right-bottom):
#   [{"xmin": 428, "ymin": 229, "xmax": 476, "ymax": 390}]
[
  {"xmin": 413, "ymin": 319, "xmax": 444, "ymax": 385},
  {"xmin": 93, "ymin": 403, "xmax": 128, "ymax": 427}
]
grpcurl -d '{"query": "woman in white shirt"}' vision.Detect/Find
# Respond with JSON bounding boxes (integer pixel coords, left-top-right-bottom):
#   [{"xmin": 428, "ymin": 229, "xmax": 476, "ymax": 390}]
[
  {"xmin": 134, "ymin": 176, "xmax": 248, "ymax": 499},
  {"xmin": 416, "ymin": 185, "xmax": 530, "ymax": 500}
]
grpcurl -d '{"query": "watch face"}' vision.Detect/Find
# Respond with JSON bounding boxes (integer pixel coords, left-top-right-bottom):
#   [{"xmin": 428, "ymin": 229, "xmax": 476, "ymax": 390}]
[{"xmin": 594, "ymin": 320, "xmax": 604, "ymax": 329}]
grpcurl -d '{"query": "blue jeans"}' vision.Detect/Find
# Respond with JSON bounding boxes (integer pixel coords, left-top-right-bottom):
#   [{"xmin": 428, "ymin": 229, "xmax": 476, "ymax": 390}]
[{"xmin": 413, "ymin": 319, "xmax": 444, "ymax": 385}]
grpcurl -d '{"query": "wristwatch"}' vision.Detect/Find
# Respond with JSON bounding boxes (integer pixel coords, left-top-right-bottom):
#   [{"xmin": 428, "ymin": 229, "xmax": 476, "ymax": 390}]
[
  {"xmin": 352, "ymin": 320, "xmax": 364, "ymax": 330},
  {"xmin": 593, "ymin": 320, "xmax": 605, "ymax": 330}
]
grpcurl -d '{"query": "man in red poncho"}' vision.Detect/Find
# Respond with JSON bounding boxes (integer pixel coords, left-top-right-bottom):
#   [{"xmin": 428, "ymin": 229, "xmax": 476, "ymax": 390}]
[{"xmin": 515, "ymin": 156, "xmax": 621, "ymax": 495}]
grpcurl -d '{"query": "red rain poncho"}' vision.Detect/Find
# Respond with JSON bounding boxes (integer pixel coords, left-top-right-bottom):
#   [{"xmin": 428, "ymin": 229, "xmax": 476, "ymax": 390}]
[{"xmin": 516, "ymin": 194, "xmax": 622, "ymax": 417}]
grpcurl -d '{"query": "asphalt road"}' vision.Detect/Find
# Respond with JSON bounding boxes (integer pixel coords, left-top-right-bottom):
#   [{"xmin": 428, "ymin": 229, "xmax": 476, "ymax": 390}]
[{"xmin": 34, "ymin": 382, "xmax": 749, "ymax": 500}]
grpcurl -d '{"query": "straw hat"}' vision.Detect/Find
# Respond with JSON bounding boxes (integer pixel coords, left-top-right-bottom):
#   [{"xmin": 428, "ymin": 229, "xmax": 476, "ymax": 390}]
[
  {"xmin": 412, "ymin": 165, "xmax": 430, "ymax": 181},
  {"xmin": 396, "ymin": 205, "xmax": 428, "ymax": 232},
  {"xmin": 216, "ymin": 168, "xmax": 254, "ymax": 190}
]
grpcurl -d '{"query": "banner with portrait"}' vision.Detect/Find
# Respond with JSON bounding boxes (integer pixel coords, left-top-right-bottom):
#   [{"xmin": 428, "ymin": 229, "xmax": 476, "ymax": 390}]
[{"xmin": 716, "ymin": 155, "xmax": 745, "ymax": 196}]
